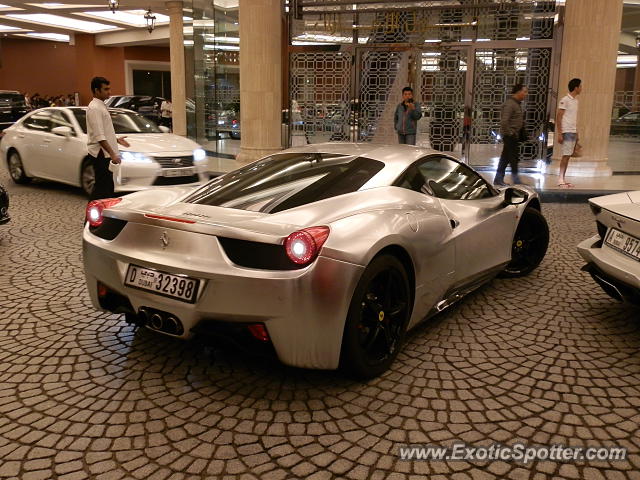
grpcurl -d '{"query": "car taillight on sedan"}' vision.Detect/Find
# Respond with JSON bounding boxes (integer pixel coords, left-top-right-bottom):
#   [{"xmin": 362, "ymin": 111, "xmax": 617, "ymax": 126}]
[
  {"xmin": 86, "ymin": 198, "xmax": 122, "ymax": 228},
  {"xmin": 284, "ymin": 226, "xmax": 330, "ymax": 265}
]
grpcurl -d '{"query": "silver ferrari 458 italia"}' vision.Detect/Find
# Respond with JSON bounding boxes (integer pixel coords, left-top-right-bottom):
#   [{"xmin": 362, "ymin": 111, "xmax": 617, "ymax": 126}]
[{"xmin": 83, "ymin": 143, "xmax": 549, "ymax": 378}]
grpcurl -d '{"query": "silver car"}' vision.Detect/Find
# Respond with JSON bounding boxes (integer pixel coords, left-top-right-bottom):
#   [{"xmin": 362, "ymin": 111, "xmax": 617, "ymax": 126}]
[
  {"xmin": 578, "ymin": 192, "xmax": 640, "ymax": 304},
  {"xmin": 83, "ymin": 143, "xmax": 549, "ymax": 378}
]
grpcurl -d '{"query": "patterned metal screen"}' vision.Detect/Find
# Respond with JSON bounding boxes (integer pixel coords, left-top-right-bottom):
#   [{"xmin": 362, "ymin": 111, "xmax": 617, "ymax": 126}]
[
  {"xmin": 471, "ymin": 48, "xmax": 552, "ymax": 164},
  {"xmin": 289, "ymin": 51, "xmax": 353, "ymax": 144},
  {"xmin": 419, "ymin": 49, "xmax": 467, "ymax": 152}
]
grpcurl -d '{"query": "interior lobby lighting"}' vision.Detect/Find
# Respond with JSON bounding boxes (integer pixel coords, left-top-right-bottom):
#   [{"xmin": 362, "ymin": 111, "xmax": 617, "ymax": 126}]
[
  {"xmin": 82, "ymin": 10, "xmax": 169, "ymax": 27},
  {"xmin": 19, "ymin": 32, "xmax": 70, "ymax": 42},
  {"xmin": 6, "ymin": 13, "xmax": 118, "ymax": 32},
  {"xmin": 0, "ymin": 23, "xmax": 22, "ymax": 31},
  {"xmin": 144, "ymin": 9, "xmax": 156, "ymax": 33},
  {"xmin": 108, "ymin": 0, "xmax": 119, "ymax": 13}
]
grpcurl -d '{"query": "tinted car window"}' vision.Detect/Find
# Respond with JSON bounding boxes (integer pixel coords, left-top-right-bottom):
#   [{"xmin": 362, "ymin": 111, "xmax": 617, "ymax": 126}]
[
  {"xmin": 23, "ymin": 111, "xmax": 52, "ymax": 132},
  {"xmin": 0, "ymin": 93, "xmax": 26, "ymax": 108},
  {"xmin": 397, "ymin": 155, "xmax": 494, "ymax": 200},
  {"xmin": 72, "ymin": 109, "xmax": 161, "ymax": 134},
  {"xmin": 185, "ymin": 153, "xmax": 385, "ymax": 213},
  {"xmin": 49, "ymin": 110, "xmax": 75, "ymax": 135}
]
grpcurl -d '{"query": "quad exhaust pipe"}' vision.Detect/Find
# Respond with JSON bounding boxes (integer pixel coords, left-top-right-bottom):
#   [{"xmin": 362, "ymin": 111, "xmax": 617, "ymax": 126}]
[{"xmin": 133, "ymin": 307, "xmax": 184, "ymax": 336}]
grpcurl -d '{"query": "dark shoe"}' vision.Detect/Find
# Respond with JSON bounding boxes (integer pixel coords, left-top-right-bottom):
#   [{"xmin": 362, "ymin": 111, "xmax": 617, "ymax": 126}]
[
  {"xmin": 512, "ymin": 175, "xmax": 524, "ymax": 184},
  {"xmin": 494, "ymin": 179, "xmax": 509, "ymax": 187}
]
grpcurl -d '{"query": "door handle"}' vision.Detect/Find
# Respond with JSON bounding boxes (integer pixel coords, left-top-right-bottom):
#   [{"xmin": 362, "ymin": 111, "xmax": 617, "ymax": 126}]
[
  {"xmin": 450, "ymin": 219, "xmax": 460, "ymax": 229},
  {"xmin": 43, "ymin": 138, "xmax": 52, "ymax": 143},
  {"xmin": 17, "ymin": 134, "xmax": 25, "ymax": 138}
]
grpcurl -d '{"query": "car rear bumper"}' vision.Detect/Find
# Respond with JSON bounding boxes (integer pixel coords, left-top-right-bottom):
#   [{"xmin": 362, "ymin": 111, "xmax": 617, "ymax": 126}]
[
  {"xmin": 83, "ymin": 228, "xmax": 365, "ymax": 370},
  {"xmin": 577, "ymin": 234, "xmax": 640, "ymax": 304}
]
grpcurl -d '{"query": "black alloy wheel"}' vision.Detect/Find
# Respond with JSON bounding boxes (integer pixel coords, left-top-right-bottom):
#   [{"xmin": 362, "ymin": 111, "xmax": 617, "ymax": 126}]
[
  {"xmin": 7, "ymin": 150, "xmax": 31, "ymax": 184},
  {"xmin": 341, "ymin": 254, "xmax": 411, "ymax": 379},
  {"xmin": 501, "ymin": 207, "xmax": 549, "ymax": 278}
]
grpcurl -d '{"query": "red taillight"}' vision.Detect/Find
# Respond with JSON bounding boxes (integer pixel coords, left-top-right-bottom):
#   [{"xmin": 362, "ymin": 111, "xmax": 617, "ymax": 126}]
[
  {"xmin": 284, "ymin": 226, "xmax": 330, "ymax": 265},
  {"xmin": 86, "ymin": 198, "xmax": 122, "ymax": 228},
  {"xmin": 247, "ymin": 324, "xmax": 269, "ymax": 342},
  {"xmin": 97, "ymin": 281, "xmax": 109, "ymax": 298}
]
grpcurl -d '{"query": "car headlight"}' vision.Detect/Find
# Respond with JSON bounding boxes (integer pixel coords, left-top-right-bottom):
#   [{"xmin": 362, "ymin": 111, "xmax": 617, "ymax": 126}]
[
  {"xmin": 121, "ymin": 151, "xmax": 152, "ymax": 163},
  {"xmin": 193, "ymin": 148, "xmax": 207, "ymax": 162}
]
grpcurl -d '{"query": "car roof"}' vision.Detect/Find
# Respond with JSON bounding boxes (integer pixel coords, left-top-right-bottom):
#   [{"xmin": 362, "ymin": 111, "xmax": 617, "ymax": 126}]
[
  {"xmin": 0, "ymin": 90, "xmax": 21, "ymax": 94},
  {"xmin": 284, "ymin": 142, "xmax": 445, "ymax": 167}
]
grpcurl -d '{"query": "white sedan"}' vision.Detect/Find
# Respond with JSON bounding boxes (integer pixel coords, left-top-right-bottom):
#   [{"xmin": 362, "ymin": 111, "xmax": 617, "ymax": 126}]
[
  {"xmin": 1, "ymin": 107, "xmax": 209, "ymax": 196},
  {"xmin": 578, "ymin": 192, "xmax": 640, "ymax": 304}
]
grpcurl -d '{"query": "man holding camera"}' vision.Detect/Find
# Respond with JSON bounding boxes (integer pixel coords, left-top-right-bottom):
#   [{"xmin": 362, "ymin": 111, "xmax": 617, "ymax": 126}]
[{"xmin": 394, "ymin": 87, "xmax": 422, "ymax": 145}]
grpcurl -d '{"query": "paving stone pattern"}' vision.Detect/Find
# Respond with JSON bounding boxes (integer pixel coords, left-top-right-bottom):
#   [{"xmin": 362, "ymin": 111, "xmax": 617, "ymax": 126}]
[{"xmin": 0, "ymin": 171, "xmax": 639, "ymax": 480}]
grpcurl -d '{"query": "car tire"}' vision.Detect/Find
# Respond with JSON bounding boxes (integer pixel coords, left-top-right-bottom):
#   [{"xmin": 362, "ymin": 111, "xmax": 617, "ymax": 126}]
[
  {"xmin": 500, "ymin": 207, "xmax": 549, "ymax": 278},
  {"xmin": 7, "ymin": 150, "xmax": 31, "ymax": 184},
  {"xmin": 80, "ymin": 158, "xmax": 95, "ymax": 198},
  {"xmin": 340, "ymin": 254, "xmax": 412, "ymax": 379},
  {"xmin": 230, "ymin": 132, "xmax": 241, "ymax": 140}
]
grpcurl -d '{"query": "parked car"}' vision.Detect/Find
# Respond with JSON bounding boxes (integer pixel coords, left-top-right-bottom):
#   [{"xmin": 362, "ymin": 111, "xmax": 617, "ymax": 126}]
[
  {"xmin": 610, "ymin": 112, "xmax": 640, "ymax": 136},
  {"xmin": 105, "ymin": 95, "xmax": 165, "ymax": 123},
  {"xmin": 83, "ymin": 143, "xmax": 549, "ymax": 378},
  {"xmin": 0, "ymin": 183, "xmax": 9, "ymax": 225},
  {"xmin": 578, "ymin": 191, "xmax": 640, "ymax": 304},
  {"xmin": 1, "ymin": 107, "xmax": 209, "ymax": 196},
  {"xmin": 0, "ymin": 90, "xmax": 28, "ymax": 132}
]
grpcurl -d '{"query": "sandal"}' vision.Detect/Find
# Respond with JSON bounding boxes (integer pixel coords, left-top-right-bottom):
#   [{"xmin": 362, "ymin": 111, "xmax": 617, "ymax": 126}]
[{"xmin": 557, "ymin": 183, "xmax": 574, "ymax": 188}]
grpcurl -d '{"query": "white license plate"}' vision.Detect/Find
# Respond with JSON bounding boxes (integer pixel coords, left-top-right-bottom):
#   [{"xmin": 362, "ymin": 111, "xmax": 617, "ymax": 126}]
[
  {"xmin": 163, "ymin": 167, "xmax": 196, "ymax": 177},
  {"xmin": 605, "ymin": 228, "xmax": 640, "ymax": 261},
  {"xmin": 125, "ymin": 265, "xmax": 199, "ymax": 303}
]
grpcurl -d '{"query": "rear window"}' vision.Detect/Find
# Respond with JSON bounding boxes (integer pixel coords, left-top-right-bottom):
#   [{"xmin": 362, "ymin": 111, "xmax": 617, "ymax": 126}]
[
  {"xmin": 185, "ymin": 153, "xmax": 385, "ymax": 213},
  {"xmin": 0, "ymin": 94, "xmax": 26, "ymax": 107}
]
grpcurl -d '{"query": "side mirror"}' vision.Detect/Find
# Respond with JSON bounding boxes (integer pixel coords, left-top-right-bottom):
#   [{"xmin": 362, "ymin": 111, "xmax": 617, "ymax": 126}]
[
  {"xmin": 158, "ymin": 125, "xmax": 170, "ymax": 133},
  {"xmin": 51, "ymin": 126, "xmax": 72, "ymax": 137},
  {"xmin": 502, "ymin": 187, "xmax": 529, "ymax": 207}
]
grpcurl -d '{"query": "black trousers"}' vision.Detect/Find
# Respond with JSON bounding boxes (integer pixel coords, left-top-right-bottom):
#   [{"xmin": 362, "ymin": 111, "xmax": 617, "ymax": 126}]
[
  {"xmin": 496, "ymin": 134, "xmax": 519, "ymax": 180},
  {"xmin": 89, "ymin": 149, "xmax": 114, "ymax": 201}
]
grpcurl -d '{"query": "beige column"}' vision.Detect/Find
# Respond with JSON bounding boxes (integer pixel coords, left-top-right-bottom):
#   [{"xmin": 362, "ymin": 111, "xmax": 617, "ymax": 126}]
[
  {"xmin": 551, "ymin": 0, "xmax": 623, "ymax": 176},
  {"xmin": 236, "ymin": 0, "xmax": 283, "ymax": 164},
  {"xmin": 166, "ymin": 1, "xmax": 187, "ymax": 136}
]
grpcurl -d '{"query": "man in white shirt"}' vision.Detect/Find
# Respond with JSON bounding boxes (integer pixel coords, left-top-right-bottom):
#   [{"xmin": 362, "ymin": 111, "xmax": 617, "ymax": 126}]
[
  {"xmin": 160, "ymin": 97, "xmax": 173, "ymax": 131},
  {"xmin": 556, "ymin": 78, "xmax": 582, "ymax": 188},
  {"xmin": 86, "ymin": 77, "xmax": 130, "ymax": 200}
]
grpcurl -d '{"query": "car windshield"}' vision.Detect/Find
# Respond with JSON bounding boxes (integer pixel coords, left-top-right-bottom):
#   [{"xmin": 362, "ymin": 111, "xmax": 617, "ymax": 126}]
[
  {"xmin": 185, "ymin": 153, "xmax": 385, "ymax": 213},
  {"xmin": 72, "ymin": 109, "xmax": 162, "ymax": 134}
]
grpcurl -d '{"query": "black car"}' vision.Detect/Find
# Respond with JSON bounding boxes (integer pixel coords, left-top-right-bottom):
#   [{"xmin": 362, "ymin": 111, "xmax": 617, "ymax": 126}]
[
  {"xmin": 0, "ymin": 90, "xmax": 28, "ymax": 132},
  {"xmin": 0, "ymin": 183, "xmax": 9, "ymax": 225},
  {"xmin": 610, "ymin": 112, "xmax": 640, "ymax": 136}
]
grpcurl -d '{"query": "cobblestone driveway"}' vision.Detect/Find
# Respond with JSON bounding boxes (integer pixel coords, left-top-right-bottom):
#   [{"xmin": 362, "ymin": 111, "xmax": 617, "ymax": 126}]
[{"xmin": 0, "ymin": 171, "xmax": 639, "ymax": 480}]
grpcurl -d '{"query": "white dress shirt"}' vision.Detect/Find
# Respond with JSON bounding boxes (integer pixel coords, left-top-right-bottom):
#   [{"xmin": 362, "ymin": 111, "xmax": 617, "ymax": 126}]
[{"xmin": 87, "ymin": 97, "xmax": 118, "ymax": 158}]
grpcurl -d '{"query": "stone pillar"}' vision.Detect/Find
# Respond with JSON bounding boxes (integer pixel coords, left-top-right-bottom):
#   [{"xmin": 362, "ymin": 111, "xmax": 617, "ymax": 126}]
[
  {"xmin": 551, "ymin": 0, "xmax": 623, "ymax": 176},
  {"xmin": 236, "ymin": 0, "xmax": 283, "ymax": 164},
  {"xmin": 166, "ymin": 1, "xmax": 187, "ymax": 136}
]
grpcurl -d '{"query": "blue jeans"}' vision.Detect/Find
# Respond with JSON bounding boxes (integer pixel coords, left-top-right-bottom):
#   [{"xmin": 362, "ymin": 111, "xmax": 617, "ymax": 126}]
[{"xmin": 398, "ymin": 133, "xmax": 416, "ymax": 145}]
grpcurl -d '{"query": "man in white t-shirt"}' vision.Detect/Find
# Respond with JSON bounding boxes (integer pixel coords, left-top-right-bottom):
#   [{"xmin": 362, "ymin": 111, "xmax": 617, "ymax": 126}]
[
  {"xmin": 86, "ymin": 77, "xmax": 130, "ymax": 200},
  {"xmin": 556, "ymin": 78, "xmax": 582, "ymax": 188}
]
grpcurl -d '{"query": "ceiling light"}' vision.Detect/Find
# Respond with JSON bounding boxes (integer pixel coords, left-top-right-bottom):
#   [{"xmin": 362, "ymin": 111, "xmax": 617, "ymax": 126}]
[
  {"xmin": 0, "ymin": 23, "xmax": 22, "ymax": 32},
  {"xmin": 6, "ymin": 13, "xmax": 118, "ymax": 33},
  {"xmin": 19, "ymin": 32, "xmax": 70, "ymax": 42},
  {"xmin": 81, "ymin": 10, "xmax": 169, "ymax": 27},
  {"xmin": 108, "ymin": 0, "xmax": 118, "ymax": 13},
  {"xmin": 144, "ymin": 9, "xmax": 156, "ymax": 33}
]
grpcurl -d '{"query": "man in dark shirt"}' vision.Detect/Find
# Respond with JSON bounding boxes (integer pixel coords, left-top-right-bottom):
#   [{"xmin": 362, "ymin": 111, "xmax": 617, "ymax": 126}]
[
  {"xmin": 394, "ymin": 87, "xmax": 422, "ymax": 145},
  {"xmin": 494, "ymin": 84, "xmax": 527, "ymax": 186}
]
